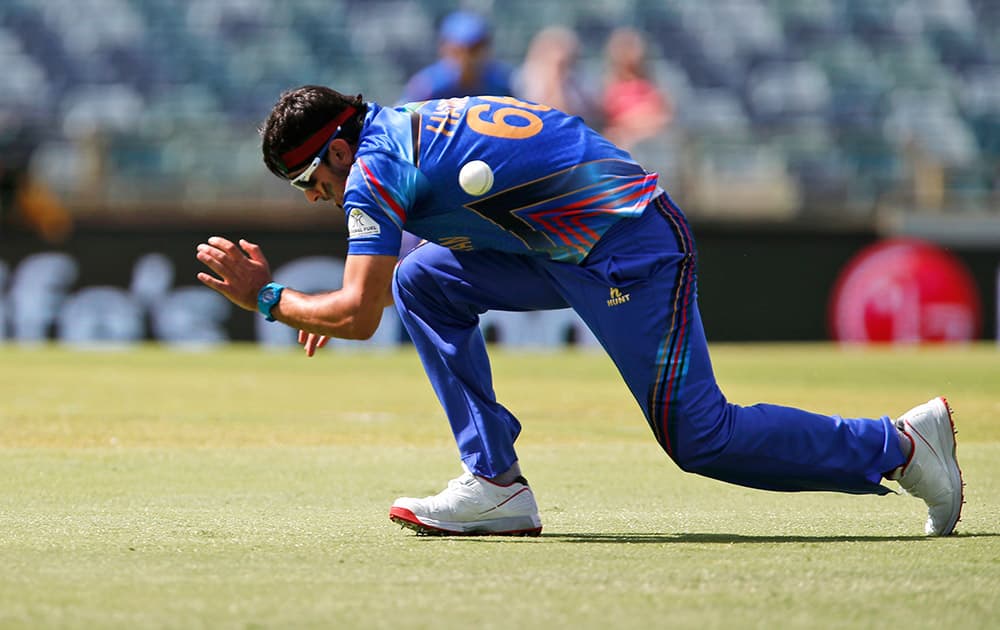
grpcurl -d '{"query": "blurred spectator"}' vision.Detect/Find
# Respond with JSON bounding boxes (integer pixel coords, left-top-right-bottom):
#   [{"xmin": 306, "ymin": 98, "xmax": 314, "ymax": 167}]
[
  {"xmin": 513, "ymin": 26, "xmax": 600, "ymax": 124},
  {"xmin": 600, "ymin": 27, "xmax": 673, "ymax": 151},
  {"xmin": 0, "ymin": 113, "xmax": 71, "ymax": 243},
  {"xmin": 400, "ymin": 10, "xmax": 513, "ymax": 103}
]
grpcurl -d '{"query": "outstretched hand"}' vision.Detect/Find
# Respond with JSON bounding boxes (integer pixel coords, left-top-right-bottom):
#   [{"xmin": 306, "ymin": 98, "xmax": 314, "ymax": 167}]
[{"xmin": 196, "ymin": 237, "xmax": 272, "ymax": 311}]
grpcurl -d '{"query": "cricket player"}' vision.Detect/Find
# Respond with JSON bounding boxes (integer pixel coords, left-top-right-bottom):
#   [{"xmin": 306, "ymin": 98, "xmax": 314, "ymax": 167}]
[{"xmin": 196, "ymin": 86, "xmax": 963, "ymax": 537}]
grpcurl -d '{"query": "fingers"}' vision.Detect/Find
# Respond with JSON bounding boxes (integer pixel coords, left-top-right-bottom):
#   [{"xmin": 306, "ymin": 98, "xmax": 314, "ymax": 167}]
[
  {"xmin": 196, "ymin": 238, "xmax": 245, "ymax": 274},
  {"xmin": 305, "ymin": 334, "xmax": 321, "ymax": 357},
  {"xmin": 300, "ymin": 332, "xmax": 330, "ymax": 357},
  {"xmin": 196, "ymin": 271, "xmax": 226, "ymax": 291},
  {"xmin": 194, "ymin": 237, "xmax": 268, "ymax": 312},
  {"xmin": 195, "ymin": 244, "xmax": 228, "ymax": 275},
  {"xmin": 207, "ymin": 236, "xmax": 240, "ymax": 256},
  {"xmin": 240, "ymin": 239, "xmax": 267, "ymax": 265}
]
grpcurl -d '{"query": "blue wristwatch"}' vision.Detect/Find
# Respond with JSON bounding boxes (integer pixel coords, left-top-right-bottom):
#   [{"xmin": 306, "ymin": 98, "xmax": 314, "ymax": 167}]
[{"xmin": 257, "ymin": 282, "xmax": 285, "ymax": 322}]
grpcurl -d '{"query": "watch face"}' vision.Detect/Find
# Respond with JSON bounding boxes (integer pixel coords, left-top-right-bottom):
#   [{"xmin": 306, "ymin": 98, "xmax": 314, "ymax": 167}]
[{"xmin": 261, "ymin": 287, "xmax": 277, "ymax": 303}]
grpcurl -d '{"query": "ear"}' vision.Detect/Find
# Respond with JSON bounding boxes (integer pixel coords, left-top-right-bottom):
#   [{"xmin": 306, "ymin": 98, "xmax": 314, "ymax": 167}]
[{"xmin": 328, "ymin": 138, "xmax": 355, "ymax": 167}]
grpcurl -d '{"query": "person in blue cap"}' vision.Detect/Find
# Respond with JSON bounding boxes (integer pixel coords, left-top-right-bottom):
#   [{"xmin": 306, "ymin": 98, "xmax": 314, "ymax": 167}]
[{"xmin": 400, "ymin": 10, "xmax": 513, "ymax": 103}]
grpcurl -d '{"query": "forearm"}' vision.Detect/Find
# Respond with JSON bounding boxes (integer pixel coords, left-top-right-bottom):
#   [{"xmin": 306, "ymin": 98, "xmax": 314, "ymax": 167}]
[{"xmin": 270, "ymin": 286, "xmax": 392, "ymax": 340}]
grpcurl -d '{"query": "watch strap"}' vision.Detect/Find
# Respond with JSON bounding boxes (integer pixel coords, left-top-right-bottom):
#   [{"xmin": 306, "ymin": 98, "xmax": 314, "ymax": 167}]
[{"xmin": 257, "ymin": 282, "xmax": 285, "ymax": 322}]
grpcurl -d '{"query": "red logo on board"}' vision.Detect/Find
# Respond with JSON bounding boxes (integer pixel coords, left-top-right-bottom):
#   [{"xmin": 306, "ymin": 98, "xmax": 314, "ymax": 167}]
[{"xmin": 829, "ymin": 239, "xmax": 981, "ymax": 343}]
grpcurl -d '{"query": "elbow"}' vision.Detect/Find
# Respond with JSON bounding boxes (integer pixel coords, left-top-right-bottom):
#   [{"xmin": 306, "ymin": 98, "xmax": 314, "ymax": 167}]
[
  {"xmin": 329, "ymin": 286, "xmax": 387, "ymax": 340},
  {"xmin": 344, "ymin": 320, "xmax": 379, "ymax": 340},
  {"xmin": 341, "ymin": 305, "xmax": 383, "ymax": 340}
]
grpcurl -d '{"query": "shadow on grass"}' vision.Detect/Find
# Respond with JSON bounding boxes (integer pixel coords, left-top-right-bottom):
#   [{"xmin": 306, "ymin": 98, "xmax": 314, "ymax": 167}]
[{"xmin": 428, "ymin": 531, "xmax": 999, "ymax": 544}]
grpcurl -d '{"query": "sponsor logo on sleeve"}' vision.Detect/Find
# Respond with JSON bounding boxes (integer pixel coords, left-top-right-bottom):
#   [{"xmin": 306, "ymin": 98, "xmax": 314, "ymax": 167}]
[{"xmin": 347, "ymin": 208, "xmax": 381, "ymax": 238}]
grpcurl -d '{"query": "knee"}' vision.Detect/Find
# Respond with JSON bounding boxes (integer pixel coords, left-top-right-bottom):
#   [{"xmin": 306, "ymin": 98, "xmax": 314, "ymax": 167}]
[
  {"xmin": 392, "ymin": 255, "xmax": 430, "ymax": 305},
  {"xmin": 671, "ymin": 446, "xmax": 713, "ymax": 475},
  {"xmin": 666, "ymin": 429, "xmax": 705, "ymax": 474},
  {"xmin": 392, "ymin": 252, "xmax": 477, "ymax": 325},
  {"xmin": 659, "ymin": 403, "xmax": 732, "ymax": 474}
]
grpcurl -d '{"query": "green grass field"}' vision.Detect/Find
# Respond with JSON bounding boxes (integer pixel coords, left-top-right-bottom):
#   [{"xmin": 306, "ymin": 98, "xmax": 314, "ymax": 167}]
[{"xmin": 2, "ymin": 343, "xmax": 998, "ymax": 629}]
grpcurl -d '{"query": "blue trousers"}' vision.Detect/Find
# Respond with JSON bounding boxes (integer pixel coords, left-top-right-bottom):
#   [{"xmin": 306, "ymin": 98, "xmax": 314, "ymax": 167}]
[{"xmin": 392, "ymin": 194, "xmax": 905, "ymax": 494}]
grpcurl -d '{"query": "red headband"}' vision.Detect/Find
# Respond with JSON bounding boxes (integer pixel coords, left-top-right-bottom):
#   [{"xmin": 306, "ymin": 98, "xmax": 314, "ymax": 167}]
[{"xmin": 280, "ymin": 106, "xmax": 358, "ymax": 172}]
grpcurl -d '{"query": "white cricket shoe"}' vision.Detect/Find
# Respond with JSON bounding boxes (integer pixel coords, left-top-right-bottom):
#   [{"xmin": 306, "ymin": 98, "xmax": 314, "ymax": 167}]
[
  {"xmin": 389, "ymin": 472, "xmax": 542, "ymax": 536},
  {"xmin": 892, "ymin": 397, "xmax": 964, "ymax": 536}
]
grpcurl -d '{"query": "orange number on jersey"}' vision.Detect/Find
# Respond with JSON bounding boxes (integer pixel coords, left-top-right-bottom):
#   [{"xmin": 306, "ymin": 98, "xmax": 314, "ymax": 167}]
[{"xmin": 466, "ymin": 97, "xmax": 552, "ymax": 140}]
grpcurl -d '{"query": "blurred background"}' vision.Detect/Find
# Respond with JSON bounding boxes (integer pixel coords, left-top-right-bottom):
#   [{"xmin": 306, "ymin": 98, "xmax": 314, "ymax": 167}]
[{"xmin": 0, "ymin": 0, "xmax": 997, "ymax": 346}]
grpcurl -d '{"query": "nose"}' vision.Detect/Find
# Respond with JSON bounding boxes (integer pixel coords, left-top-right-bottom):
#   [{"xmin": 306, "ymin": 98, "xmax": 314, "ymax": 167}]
[{"xmin": 304, "ymin": 188, "xmax": 322, "ymax": 203}]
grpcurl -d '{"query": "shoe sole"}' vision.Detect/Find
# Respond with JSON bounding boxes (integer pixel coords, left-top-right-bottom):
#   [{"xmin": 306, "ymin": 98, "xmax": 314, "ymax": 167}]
[
  {"xmin": 389, "ymin": 507, "xmax": 542, "ymax": 537},
  {"xmin": 906, "ymin": 397, "xmax": 964, "ymax": 536}
]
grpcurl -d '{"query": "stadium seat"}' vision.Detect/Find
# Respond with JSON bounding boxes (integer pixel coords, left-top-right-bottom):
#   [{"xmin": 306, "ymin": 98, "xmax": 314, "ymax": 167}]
[
  {"xmin": 745, "ymin": 60, "xmax": 832, "ymax": 125},
  {"xmin": 0, "ymin": 0, "xmax": 996, "ymax": 219}
]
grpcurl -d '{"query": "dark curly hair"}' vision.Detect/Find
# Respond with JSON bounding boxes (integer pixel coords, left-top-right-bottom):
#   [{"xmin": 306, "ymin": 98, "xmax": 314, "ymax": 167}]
[{"xmin": 260, "ymin": 85, "xmax": 367, "ymax": 179}]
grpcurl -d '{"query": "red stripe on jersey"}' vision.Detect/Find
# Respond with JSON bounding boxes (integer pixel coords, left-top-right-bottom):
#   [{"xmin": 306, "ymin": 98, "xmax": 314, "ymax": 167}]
[{"xmin": 359, "ymin": 158, "xmax": 407, "ymax": 224}]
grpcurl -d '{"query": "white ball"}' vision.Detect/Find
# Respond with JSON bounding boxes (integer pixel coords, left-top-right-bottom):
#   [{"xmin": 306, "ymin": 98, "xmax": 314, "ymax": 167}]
[{"xmin": 459, "ymin": 160, "xmax": 494, "ymax": 196}]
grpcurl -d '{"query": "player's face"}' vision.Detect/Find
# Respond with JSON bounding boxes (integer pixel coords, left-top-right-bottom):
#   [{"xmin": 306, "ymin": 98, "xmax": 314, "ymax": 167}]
[
  {"xmin": 289, "ymin": 140, "xmax": 352, "ymax": 208},
  {"xmin": 289, "ymin": 126, "xmax": 341, "ymax": 192},
  {"xmin": 444, "ymin": 40, "xmax": 488, "ymax": 75}
]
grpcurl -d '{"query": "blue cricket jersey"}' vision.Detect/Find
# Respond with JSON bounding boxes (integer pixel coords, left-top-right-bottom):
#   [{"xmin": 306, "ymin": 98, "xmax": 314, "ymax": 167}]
[{"xmin": 344, "ymin": 96, "xmax": 660, "ymax": 264}]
